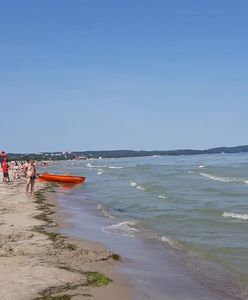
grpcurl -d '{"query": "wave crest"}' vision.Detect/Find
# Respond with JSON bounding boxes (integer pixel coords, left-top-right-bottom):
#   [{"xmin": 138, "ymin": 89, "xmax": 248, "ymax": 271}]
[
  {"xmin": 108, "ymin": 166, "xmax": 123, "ymax": 169},
  {"xmin": 101, "ymin": 221, "xmax": 140, "ymax": 237},
  {"xmin": 199, "ymin": 172, "xmax": 248, "ymax": 184},
  {"xmin": 223, "ymin": 212, "xmax": 248, "ymax": 220},
  {"xmin": 130, "ymin": 182, "xmax": 146, "ymax": 191},
  {"xmin": 97, "ymin": 204, "xmax": 114, "ymax": 219}
]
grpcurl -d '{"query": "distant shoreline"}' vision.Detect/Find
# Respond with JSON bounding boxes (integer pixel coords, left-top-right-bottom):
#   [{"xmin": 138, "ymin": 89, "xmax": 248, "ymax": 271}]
[{"xmin": 7, "ymin": 144, "xmax": 248, "ymax": 161}]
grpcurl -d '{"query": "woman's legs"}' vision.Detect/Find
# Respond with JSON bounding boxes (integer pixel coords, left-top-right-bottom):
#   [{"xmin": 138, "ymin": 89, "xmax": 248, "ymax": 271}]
[
  {"xmin": 26, "ymin": 177, "xmax": 31, "ymax": 194},
  {"xmin": 30, "ymin": 179, "xmax": 35, "ymax": 196}
]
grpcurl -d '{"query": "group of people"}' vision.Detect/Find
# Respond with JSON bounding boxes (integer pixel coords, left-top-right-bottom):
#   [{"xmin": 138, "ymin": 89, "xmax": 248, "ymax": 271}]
[{"xmin": 1, "ymin": 151, "xmax": 37, "ymax": 196}]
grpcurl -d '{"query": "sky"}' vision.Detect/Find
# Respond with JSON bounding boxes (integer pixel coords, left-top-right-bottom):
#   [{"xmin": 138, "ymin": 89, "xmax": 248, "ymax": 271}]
[{"xmin": 0, "ymin": 0, "xmax": 248, "ymax": 153}]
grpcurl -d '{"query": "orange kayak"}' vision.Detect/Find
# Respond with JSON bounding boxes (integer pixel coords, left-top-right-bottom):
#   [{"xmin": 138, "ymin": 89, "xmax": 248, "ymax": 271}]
[{"xmin": 39, "ymin": 173, "xmax": 85, "ymax": 184}]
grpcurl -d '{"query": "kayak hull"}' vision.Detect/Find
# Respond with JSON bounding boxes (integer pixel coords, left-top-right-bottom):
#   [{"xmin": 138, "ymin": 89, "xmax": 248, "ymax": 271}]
[{"xmin": 39, "ymin": 173, "xmax": 85, "ymax": 184}]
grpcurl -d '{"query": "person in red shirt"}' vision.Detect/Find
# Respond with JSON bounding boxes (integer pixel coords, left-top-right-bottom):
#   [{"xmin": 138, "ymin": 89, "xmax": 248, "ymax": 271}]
[
  {"xmin": 2, "ymin": 158, "xmax": 9, "ymax": 183},
  {"xmin": 0, "ymin": 151, "xmax": 6, "ymax": 167}
]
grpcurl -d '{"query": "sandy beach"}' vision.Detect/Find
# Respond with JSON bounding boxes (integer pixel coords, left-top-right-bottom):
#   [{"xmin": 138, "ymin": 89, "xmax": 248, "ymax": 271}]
[{"xmin": 0, "ymin": 177, "xmax": 133, "ymax": 300}]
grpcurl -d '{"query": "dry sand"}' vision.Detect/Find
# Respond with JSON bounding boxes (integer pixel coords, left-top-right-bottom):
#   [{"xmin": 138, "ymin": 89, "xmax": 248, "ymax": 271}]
[{"xmin": 0, "ymin": 177, "xmax": 134, "ymax": 300}]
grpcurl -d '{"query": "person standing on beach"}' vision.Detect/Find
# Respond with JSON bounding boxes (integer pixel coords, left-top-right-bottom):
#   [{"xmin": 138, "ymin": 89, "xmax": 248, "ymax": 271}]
[
  {"xmin": 12, "ymin": 161, "xmax": 19, "ymax": 183},
  {"xmin": 25, "ymin": 160, "xmax": 36, "ymax": 196},
  {"xmin": 2, "ymin": 158, "xmax": 9, "ymax": 183},
  {"xmin": 1, "ymin": 151, "xmax": 6, "ymax": 167},
  {"xmin": 1, "ymin": 151, "xmax": 11, "ymax": 182}
]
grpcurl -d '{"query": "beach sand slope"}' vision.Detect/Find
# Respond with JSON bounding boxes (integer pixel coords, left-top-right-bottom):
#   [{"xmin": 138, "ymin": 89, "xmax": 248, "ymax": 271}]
[{"xmin": 0, "ymin": 181, "xmax": 133, "ymax": 300}]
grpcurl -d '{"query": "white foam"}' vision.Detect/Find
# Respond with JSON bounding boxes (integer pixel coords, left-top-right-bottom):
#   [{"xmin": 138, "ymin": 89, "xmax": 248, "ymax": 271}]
[
  {"xmin": 161, "ymin": 236, "xmax": 175, "ymax": 247},
  {"xmin": 158, "ymin": 195, "xmax": 167, "ymax": 199},
  {"xmin": 136, "ymin": 185, "xmax": 146, "ymax": 191},
  {"xmin": 87, "ymin": 163, "xmax": 106, "ymax": 168},
  {"xmin": 97, "ymin": 204, "xmax": 114, "ymax": 219},
  {"xmin": 130, "ymin": 182, "xmax": 146, "ymax": 191},
  {"xmin": 97, "ymin": 169, "xmax": 104, "ymax": 175},
  {"xmin": 199, "ymin": 165, "xmax": 206, "ymax": 168},
  {"xmin": 102, "ymin": 221, "xmax": 140, "ymax": 237},
  {"xmin": 200, "ymin": 172, "xmax": 248, "ymax": 184},
  {"xmin": 223, "ymin": 212, "xmax": 248, "ymax": 220},
  {"xmin": 108, "ymin": 166, "xmax": 123, "ymax": 169},
  {"xmin": 200, "ymin": 172, "xmax": 238, "ymax": 183}
]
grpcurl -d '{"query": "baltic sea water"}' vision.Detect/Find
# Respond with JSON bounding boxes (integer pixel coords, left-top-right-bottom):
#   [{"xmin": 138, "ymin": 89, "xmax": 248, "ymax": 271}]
[{"xmin": 43, "ymin": 153, "xmax": 248, "ymax": 299}]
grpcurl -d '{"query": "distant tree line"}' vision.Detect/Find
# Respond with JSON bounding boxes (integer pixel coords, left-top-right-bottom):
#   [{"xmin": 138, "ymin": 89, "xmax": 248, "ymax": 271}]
[{"xmin": 6, "ymin": 145, "xmax": 248, "ymax": 161}]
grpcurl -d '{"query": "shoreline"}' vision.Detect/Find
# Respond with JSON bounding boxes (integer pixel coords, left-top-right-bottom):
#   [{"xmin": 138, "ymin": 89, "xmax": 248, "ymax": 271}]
[
  {"xmin": 1, "ymin": 169, "xmax": 247, "ymax": 300},
  {"xmin": 55, "ymin": 171, "xmax": 248, "ymax": 300},
  {"xmin": 0, "ymin": 179, "xmax": 133, "ymax": 300}
]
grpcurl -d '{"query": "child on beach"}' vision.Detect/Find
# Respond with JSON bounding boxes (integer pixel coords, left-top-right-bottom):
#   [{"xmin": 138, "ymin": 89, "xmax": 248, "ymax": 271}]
[{"xmin": 25, "ymin": 160, "xmax": 36, "ymax": 196}]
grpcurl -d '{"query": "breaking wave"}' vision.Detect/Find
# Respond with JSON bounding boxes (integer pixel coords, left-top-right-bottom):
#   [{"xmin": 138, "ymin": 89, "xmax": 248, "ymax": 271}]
[
  {"xmin": 161, "ymin": 235, "xmax": 175, "ymax": 247},
  {"xmin": 101, "ymin": 221, "xmax": 140, "ymax": 237},
  {"xmin": 87, "ymin": 163, "xmax": 106, "ymax": 169},
  {"xmin": 199, "ymin": 172, "xmax": 248, "ymax": 184},
  {"xmin": 97, "ymin": 204, "xmax": 114, "ymax": 219},
  {"xmin": 223, "ymin": 212, "xmax": 248, "ymax": 220},
  {"xmin": 130, "ymin": 182, "xmax": 146, "ymax": 191},
  {"xmin": 108, "ymin": 166, "xmax": 123, "ymax": 169}
]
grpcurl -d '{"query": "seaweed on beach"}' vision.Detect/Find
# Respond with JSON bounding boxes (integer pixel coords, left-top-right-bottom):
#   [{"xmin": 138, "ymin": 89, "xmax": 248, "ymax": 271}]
[
  {"xmin": 33, "ymin": 274, "xmax": 106, "ymax": 299},
  {"xmin": 32, "ymin": 184, "xmax": 113, "ymax": 299},
  {"xmin": 112, "ymin": 253, "xmax": 122, "ymax": 261},
  {"xmin": 32, "ymin": 185, "xmax": 64, "ymax": 242},
  {"xmin": 31, "ymin": 225, "xmax": 63, "ymax": 242},
  {"xmin": 34, "ymin": 212, "xmax": 52, "ymax": 223},
  {"xmin": 34, "ymin": 295, "xmax": 71, "ymax": 300},
  {"xmin": 65, "ymin": 243, "xmax": 78, "ymax": 251},
  {"xmin": 58, "ymin": 266, "xmax": 113, "ymax": 287},
  {"xmin": 85, "ymin": 271, "xmax": 113, "ymax": 287}
]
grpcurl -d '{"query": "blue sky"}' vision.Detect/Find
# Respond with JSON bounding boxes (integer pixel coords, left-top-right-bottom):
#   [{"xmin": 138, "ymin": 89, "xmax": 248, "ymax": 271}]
[{"xmin": 1, "ymin": 0, "xmax": 248, "ymax": 152}]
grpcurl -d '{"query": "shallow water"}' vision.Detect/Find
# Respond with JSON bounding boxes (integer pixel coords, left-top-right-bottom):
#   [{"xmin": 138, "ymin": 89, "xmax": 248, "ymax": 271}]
[{"xmin": 43, "ymin": 153, "xmax": 248, "ymax": 299}]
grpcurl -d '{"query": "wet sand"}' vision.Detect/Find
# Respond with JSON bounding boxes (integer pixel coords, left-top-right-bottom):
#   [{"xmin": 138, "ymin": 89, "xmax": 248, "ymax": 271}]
[{"xmin": 0, "ymin": 178, "xmax": 133, "ymax": 300}]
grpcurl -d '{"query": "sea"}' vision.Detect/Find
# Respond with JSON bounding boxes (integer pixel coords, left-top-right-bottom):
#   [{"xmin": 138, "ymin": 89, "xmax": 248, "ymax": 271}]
[{"xmin": 41, "ymin": 153, "xmax": 248, "ymax": 300}]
